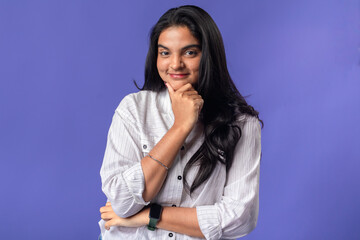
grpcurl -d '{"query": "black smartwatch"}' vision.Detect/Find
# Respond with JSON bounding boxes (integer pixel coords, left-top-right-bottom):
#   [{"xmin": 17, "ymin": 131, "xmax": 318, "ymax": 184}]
[{"xmin": 148, "ymin": 203, "xmax": 163, "ymax": 231}]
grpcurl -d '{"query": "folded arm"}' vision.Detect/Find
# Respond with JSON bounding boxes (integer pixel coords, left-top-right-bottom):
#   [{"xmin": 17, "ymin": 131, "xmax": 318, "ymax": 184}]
[
  {"xmin": 100, "ymin": 106, "xmax": 149, "ymax": 218},
  {"xmin": 101, "ymin": 117, "xmax": 261, "ymax": 239}
]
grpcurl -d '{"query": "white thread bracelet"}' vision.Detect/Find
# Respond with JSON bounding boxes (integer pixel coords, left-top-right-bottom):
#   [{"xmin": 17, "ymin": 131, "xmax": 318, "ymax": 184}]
[{"xmin": 147, "ymin": 154, "xmax": 169, "ymax": 171}]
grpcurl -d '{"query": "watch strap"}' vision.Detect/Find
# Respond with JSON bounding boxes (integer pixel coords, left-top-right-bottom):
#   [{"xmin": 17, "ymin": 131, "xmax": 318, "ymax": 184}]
[
  {"xmin": 147, "ymin": 203, "xmax": 162, "ymax": 231},
  {"xmin": 147, "ymin": 217, "xmax": 158, "ymax": 231}
]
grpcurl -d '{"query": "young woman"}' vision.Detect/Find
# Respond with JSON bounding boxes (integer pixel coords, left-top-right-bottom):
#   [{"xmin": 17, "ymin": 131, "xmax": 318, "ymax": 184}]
[{"xmin": 98, "ymin": 5, "xmax": 262, "ymax": 240}]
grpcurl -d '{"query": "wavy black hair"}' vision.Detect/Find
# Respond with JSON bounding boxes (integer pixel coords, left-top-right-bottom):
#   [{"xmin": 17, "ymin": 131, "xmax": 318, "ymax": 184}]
[{"xmin": 138, "ymin": 5, "xmax": 263, "ymax": 193}]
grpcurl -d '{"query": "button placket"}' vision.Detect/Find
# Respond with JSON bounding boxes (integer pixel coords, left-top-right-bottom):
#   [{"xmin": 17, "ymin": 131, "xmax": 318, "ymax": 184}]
[{"xmin": 167, "ymin": 156, "xmax": 183, "ymax": 219}]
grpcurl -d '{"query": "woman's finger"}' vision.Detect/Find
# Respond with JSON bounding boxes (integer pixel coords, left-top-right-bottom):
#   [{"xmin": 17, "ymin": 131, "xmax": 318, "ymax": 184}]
[
  {"xmin": 166, "ymin": 83, "xmax": 175, "ymax": 95},
  {"xmin": 189, "ymin": 94, "xmax": 202, "ymax": 100},
  {"xmin": 99, "ymin": 206, "xmax": 104, "ymax": 213},
  {"xmin": 182, "ymin": 90, "xmax": 199, "ymax": 96},
  {"xmin": 105, "ymin": 218, "xmax": 122, "ymax": 230},
  {"xmin": 99, "ymin": 205, "xmax": 112, "ymax": 213},
  {"xmin": 101, "ymin": 212, "xmax": 111, "ymax": 220},
  {"xmin": 101, "ymin": 211, "xmax": 111, "ymax": 218},
  {"xmin": 195, "ymin": 99, "xmax": 204, "ymax": 111},
  {"xmin": 99, "ymin": 206, "xmax": 106, "ymax": 213},
  {"xmin": 101, "ymin": 212, "xmax": 116, "ymax": 221},
  {"xmin": 106, "ymin": 202, "xmax": 111, "ymax": 206},
  {"xmin": 176, "ymin": 83, "xmax": 194, "ymax": 93},
  {"xmin": 105, "ymin": 220, "xmax": 112, "ymax": 230}
]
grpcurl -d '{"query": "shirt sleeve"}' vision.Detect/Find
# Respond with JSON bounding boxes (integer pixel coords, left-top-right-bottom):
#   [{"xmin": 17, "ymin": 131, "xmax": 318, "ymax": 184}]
[
  {"xmin": 100, "ymin": 98, "xmax": 150, "ymax": 218},
  {"xmin": 196, "ymin": 116, "xmax": 261, "ymax": 239}
]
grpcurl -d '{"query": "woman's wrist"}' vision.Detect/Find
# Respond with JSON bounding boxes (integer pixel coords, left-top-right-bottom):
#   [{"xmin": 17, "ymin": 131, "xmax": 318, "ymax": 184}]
[
  {"xmin": 140, "ymin": 207, "xmax": 151, "ymax": 226},
  {"xmin": 171, "ymin": 122, "xmax": 193, "ymax": 136}
]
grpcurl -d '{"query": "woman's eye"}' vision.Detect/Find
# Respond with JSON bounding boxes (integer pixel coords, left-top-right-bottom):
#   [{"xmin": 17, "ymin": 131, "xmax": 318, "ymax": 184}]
[
  {"xmin": 159, "ymin": 51, "xmax": 169, "ymax": 56},
  {"xmin": 185, "ymin": 50, "xmax": 197, "ymax": 56}
]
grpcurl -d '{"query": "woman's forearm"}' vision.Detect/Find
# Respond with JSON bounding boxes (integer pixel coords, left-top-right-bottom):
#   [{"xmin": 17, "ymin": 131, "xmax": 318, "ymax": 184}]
[
  {"xmin": 141, "ymin": 84, "xmax": 203, "ymax": 202},
  {"xmin": 141, "ymin": 125, "xmax": 191, "ymax": 202},
  {"xmin": 101, "ymin": 203, "xmax": 204, "ymax": 238},
  {"xmin": 156, "ymin": 207, "xmax": 205, "ymax": 238}
]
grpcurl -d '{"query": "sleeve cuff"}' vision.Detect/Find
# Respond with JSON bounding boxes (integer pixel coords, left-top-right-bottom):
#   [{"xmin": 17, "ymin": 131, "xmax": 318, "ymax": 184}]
[
  {"xmin": 196, "ymin": 205, "xmax": 222, "ymax": 240},
  {"xmin": 122, "ymin": 162, "xmax": 150, "ymax": 205}
]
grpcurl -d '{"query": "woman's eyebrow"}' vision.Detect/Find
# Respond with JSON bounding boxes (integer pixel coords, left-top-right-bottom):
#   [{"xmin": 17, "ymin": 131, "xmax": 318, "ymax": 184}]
[
  {"xmin": 181, "ymin": 44, "xmax": 201, "ymax": 50},
  {"xmin": 158, "ymin": 44, "xmax": 169, "ymax": 50},
  {"xmin": 157, "ymin": 44, "xmax": 201, "ymax": 50}
]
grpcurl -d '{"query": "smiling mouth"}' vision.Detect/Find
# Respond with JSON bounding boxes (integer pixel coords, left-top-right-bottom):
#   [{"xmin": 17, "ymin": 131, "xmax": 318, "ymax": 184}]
[{"xmin": 168, "ymin": 73, "xmax": 190, "ymax": 79}]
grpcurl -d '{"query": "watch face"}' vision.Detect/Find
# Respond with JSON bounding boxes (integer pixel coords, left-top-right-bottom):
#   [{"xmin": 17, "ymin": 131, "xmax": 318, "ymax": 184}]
[{"xmin": 150, "ymin": 204, "xmax": 162, "ymax": 219}]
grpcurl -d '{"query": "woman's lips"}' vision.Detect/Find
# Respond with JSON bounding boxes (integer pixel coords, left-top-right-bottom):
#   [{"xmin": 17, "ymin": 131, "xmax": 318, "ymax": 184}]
[{"xmin": 169, "ymin": 73, "xmax": 189, "ymax": 79}]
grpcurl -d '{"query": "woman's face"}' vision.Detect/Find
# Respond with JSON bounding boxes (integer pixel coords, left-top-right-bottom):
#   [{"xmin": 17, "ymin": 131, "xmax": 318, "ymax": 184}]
[{"xmin": 157, "ymin": 26, "xmax": 202, "ymax": 91}]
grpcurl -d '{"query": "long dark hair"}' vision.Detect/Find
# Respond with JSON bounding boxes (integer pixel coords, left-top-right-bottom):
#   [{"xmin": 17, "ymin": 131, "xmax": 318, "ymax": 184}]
[{"xmin": 139, "ymin": 5, "xmax": 263, "ymax": 193}]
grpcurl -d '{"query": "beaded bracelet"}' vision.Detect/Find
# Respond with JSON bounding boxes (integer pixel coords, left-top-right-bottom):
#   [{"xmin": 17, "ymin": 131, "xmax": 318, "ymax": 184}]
[{"xmin": 147, "ymin": 154, "xmax": 169, "ymax": 171}]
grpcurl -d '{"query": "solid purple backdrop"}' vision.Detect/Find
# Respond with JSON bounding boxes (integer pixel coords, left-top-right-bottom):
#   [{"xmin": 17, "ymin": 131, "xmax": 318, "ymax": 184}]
[{"xmin": 0, "ymin": 0, "xmax": 359, "ymax": 239}]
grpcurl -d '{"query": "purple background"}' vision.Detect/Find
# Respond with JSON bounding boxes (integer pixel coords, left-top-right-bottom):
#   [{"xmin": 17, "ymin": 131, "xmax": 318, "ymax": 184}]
[{"xmin": 1, "ymin": 0, "xmax": 359, "ymax": 239}]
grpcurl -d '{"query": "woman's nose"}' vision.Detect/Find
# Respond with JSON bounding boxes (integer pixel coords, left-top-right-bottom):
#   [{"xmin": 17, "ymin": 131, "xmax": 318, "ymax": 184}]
[{"xmin": 170, "ymin": 55, "xmax": 184, "ymax": 70}]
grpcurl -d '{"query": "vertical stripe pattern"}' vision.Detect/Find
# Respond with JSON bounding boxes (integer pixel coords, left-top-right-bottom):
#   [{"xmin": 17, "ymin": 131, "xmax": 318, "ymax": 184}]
[{"xmin": 99, "ymin": 89, "xmax": 261, "ymax": 240}]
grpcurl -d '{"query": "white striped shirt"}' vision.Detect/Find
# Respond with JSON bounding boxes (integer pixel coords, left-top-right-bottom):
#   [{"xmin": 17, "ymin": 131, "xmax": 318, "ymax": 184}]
[{"xmin": 98, "ymin": 89, "xmax": 261, "ymax": 240}]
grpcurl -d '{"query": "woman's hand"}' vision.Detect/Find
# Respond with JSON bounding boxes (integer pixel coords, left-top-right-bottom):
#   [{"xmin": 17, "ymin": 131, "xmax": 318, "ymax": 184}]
[
  {"xmin": 99, "ymin": 202, "xmax": 149, "ymax": 230},
  {"xmin": 166, "ymin": 83, "xmax": 204, "ymax": 132}
]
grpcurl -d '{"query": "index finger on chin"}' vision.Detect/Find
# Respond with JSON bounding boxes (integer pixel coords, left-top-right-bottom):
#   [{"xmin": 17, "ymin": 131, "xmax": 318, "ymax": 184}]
[{"xmin": 176, "ymin": 83, "xmax": 193, "ymax": 93}]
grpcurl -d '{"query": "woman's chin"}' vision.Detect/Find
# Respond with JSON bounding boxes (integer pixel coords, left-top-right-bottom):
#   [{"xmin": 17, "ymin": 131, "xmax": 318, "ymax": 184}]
[{"xmin": 166, "ymin": 81, "xmax": 193, "ymax": 91}]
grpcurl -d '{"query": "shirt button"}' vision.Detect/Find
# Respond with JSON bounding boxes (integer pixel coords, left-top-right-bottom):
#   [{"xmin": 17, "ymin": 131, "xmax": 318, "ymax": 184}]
[
  {"xmin": 181, "ymin": 146, "xmax": 185, "ymax": 151},
  {"xmin": 177, "ymin": 175, "xmax": 182, "ymax": 180},
  {"xmin": 168, "ymin": 233, "xmax": 173, "ymax": 237},
  {"xmin": 143, "ymin": 145, "xmax": 147, "ymax": 149},
  {"xmin": 172, "ymin": 204, "xmax": 176, "ymax": 207}
]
